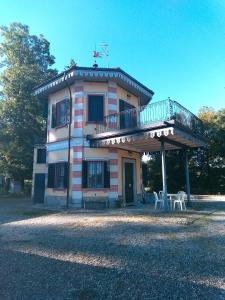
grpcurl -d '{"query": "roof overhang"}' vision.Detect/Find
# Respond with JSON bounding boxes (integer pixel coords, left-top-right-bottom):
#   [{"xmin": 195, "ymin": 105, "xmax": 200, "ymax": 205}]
[
  {"xmin": 34, "ymin": 67, "xmax": 154, "ymax": 106},
  {"xmin": 89, "ymin": 123, "xmax": 207, "ymax": 153}
]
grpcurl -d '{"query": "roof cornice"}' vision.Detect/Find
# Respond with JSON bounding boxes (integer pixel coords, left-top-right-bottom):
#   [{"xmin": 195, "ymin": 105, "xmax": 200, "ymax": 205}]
[{"xmin": 34, "ymin": 67, "xmax": 154, "ymax": 103}]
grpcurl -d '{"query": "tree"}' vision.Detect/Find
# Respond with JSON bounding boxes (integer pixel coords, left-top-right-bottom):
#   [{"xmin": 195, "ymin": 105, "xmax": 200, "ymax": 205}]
[
  {"xmin": 144, "ymin": 106, "xmax": 225, "ymax": 195},
  {"xmin": 0, "ymin": 22, "xmax": 57, "ymax": 188}
]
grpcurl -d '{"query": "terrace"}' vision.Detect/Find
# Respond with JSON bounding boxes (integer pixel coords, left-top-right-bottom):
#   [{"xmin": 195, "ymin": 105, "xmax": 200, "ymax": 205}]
[
  {"xmin": 88, "ymin": 99, "xmax": 207, "ymax": 209},
  {"xmin": 89, "ymin": 99, "xmax": 206, "ymax": 151}
]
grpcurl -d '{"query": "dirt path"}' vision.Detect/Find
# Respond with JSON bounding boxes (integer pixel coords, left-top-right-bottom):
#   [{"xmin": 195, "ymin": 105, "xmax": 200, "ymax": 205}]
[{"xmin": 0, "ymin": 198, "xmax": 225, "ymax": 299}]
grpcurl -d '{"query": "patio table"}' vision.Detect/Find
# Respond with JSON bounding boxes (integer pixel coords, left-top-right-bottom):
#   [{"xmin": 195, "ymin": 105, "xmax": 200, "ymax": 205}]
[{"xmin": 167, "ymin": 193, "xmax": 179, "ymax": 210}]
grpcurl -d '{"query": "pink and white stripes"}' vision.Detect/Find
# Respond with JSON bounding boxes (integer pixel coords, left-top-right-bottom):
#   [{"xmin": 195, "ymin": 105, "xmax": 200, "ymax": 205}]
[
  {"xmin": 107, "ymin": 83, "xmax": 117, "ymax": 115},
  {"xmin": 108, "ymin": 148, "xmax": 119, "ymax": 200},
  {"xmin": 73, "ymin": 86, "xmax": 84, "ymax": 137},
  {"xmin": 71, "ymin": 145, "xmax": 83, "ymax": 207},
  {"xmin": 71, "ymin": 84, "xmax": 84, "ymax": 207}
]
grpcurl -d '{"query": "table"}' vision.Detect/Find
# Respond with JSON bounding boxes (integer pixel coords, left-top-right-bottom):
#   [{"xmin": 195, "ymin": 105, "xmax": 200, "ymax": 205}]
[{"xmin": 167, "ymin": 193, "xmax": 179, "ymax": 210}]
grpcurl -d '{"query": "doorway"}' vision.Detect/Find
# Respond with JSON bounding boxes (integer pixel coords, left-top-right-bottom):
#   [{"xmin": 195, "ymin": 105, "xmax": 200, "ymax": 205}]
[
  {"xmin": 33, "ymin": 173, "xmax": 45, "ymax": 204},
  {"xmin": 123, "ymin": 159, "xmax": 136, "ymax": 204}
]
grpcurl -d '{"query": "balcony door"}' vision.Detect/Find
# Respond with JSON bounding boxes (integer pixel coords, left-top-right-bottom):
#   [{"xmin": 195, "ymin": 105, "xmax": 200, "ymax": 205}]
[{"xmin": 119, "ymin": 100, "xmax": 137, "ymax": 129}]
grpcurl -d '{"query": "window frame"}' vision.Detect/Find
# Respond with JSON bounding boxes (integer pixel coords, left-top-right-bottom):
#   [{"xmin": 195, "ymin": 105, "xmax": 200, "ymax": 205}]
[
  {"xmin": 52, "ymin": 99, "xmax": 70, "ymax": 129},
  {"xmin": 47, "ymin": 162, "xmax": 68, "ymax": 190},
  {"xmin": 82, "ymin": 160, "xmax": 110, "ymax": 189},
  {"xmin": 36, "ymin": 148, "xmax": 46, "ymax": 164},
  {"xmin": 87, "ymin": 94, "xmax": 104, "ymax": 123}
]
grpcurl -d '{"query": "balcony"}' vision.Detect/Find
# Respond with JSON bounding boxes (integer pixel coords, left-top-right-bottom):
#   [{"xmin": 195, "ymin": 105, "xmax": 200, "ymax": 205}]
[{"xmin": 89, "ymin": 99, "xmax": 206, "ymax": 152}]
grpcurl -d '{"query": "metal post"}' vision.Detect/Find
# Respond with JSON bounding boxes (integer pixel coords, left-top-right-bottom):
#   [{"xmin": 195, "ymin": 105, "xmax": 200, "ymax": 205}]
[
  {"xmin": 161, "ymin": 139, "xmax": 169, "ymax": 210},
  {"xmin": 184, "ymin": 149, "xmax": 191, "ymax": 205}
]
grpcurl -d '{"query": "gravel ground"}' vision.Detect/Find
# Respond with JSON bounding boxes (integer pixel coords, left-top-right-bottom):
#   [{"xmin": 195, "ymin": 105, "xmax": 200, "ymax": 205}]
[{"xmin": 0, "ymin": 197, "xmax": 225, "ymax": 300}]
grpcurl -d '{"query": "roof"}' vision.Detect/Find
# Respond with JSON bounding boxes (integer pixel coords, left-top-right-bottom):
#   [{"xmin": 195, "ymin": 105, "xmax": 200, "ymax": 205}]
[{"xmin": 34, "ymin": 66, "xmax": 154, "ymax": 106}]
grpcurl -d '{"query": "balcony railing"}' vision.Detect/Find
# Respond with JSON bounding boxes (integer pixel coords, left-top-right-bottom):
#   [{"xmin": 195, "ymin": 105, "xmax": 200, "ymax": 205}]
[{"xmin": 96, "ymin": 99, "xmax": 204, "ymax": 136}]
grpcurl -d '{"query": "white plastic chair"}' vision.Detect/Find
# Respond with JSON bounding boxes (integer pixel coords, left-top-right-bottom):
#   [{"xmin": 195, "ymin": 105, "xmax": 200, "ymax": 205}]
[
  {"xmin": 154, "ymin": 191, "xmax": 164, "ymax": 209},
  {"xmin": 173, "ymin": 191, "xmax": 187, "ymax": 211}
]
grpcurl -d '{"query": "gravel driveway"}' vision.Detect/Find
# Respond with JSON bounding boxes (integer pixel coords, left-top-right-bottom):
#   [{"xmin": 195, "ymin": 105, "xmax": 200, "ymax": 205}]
[{"xmin": 0, "ymin": 197, "xmax": 225, "ymax": 300}]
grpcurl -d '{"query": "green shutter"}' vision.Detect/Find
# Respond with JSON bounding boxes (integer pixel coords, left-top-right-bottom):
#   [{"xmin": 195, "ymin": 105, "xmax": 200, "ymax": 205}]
[
  {"xmin": 47, "ymin": 164, "xmax": 55, "ymax": 188},
  {"xmin": 82, "ymin": 161, "xmax": 88, "ymax": 188},
  {"xmin": 51, "ymin": 104, "xmax": 56, "ymax": 128},
  {"xmin": 104, "ymin": 161, "xmax": 110, "ymax": 188},
  {"xmin": 66, "ymin": 99, "xmax": 70, "ymax": 124},
  {"xmin": 63, "ymin": 162, "xmax": 68, "ymax": 188}
]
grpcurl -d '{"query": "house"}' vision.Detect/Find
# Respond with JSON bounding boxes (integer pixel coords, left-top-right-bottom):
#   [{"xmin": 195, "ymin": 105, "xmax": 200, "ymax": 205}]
[{"xmin": 32, "ymin": 66, "xmax": 206, "ymax": 209}]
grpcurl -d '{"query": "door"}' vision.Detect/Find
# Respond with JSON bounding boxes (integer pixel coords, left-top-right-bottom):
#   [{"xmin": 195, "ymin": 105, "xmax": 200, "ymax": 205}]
[
  {"xmin": 33, "ymin": 173, "xmax": 45, "ymax": 204},
  {"xmin": 124, "ymin": 161, "xmax": 135, "ymax": 203}
]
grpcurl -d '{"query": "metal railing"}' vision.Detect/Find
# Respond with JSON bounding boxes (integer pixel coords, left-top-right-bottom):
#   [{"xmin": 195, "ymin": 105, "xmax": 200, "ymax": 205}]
[{"xmin": 96, "ymin": 99, "xmax": 204, "ymax": 136}]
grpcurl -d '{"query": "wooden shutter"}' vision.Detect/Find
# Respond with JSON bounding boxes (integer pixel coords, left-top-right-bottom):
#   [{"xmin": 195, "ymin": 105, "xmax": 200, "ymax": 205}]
[
  {"xmin": 66, "ymin": 99, "xmax": 70, "ymax": 124},
  {"xmin": 63, "ymin": 162, "xmax": 68, "ymax": 188},
  {"xmin": 104, "ymin": 161, "xmax": 110, "ymax": 188},
  {"xmin": 51, "ymin": 104, "xmax": 56, "ymax": 128},
  {"xmin": 82, "ymin": 161, "xmax": 88, "ymax": 188},
  {"xmin": 88, "ymin": 95, "xmax": 103, "ymax": 122},
  {"xmin": 47, "ymin": 164, "xmax": 55, "ymax": 188}
]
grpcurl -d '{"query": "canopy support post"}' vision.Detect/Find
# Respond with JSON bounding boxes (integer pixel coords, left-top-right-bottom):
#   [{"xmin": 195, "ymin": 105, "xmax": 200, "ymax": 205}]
[
  {"xmin": 161, "ymin": 139, "xmax": 169, "ymax": 210},
  {"xmin": 184, "ymin": 149, "xmax": 191, "ymax": 205}
]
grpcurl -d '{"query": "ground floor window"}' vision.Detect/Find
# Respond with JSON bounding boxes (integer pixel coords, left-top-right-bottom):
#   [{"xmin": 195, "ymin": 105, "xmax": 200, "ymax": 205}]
[
  {"xmin": 82, "ymin": 161, "xmax": 110, "ymax": 188},
  {"xmin": 47, "ymin": 162, "xmax": 68, "ymax": 189}
]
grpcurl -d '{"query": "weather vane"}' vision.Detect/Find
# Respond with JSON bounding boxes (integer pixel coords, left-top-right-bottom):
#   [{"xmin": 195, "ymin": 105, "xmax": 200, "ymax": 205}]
[{"xmin": 92, "ymin": 43, "xmax": 109, "ymax": 68}]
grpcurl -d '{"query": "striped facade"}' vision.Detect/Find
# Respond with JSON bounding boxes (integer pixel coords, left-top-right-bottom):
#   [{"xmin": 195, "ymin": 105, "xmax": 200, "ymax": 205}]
[
  {"xmin": 33, "ymin": 76, "xmax": 143, "ymax": 209},
  {"xmin": 108, "ymin": 148, "xmax": 119, "ymax": 203}
]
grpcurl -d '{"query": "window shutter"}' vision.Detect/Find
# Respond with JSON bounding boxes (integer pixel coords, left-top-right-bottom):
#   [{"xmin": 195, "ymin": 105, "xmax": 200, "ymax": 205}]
[
  {"xmin": 51, "ymin": 104, "xmax": 56, "ymax": 128},
  {"xmin": 63, "ymin": 162, "xmax": 68, "ymax": 188},
  {"xmin": 104, "ymin": 161, "xmax": 110, "ymax": 188},
  {"xmin": 47, "ymin": 164, "xmax": 55, "ymax": 188},
  {"xmin": 88, "ymin": 95, "xmax": 104, "ymax": 122},
  {"xmin": 82, "ymin": 161, "xmax": 88, "ymax": 188},
  {"xmin": 66, "ymin": 99, "xmax": 70, "ymax": 124}
]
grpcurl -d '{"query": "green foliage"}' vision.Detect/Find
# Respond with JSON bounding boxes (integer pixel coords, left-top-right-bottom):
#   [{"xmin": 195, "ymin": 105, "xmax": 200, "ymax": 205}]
[
  {"xmin": 144, "ymin": 106, "xmax": 225, "ymax": 195},
  {"xmin": 0, "ymin": 22, "xmax": 57, "ymax": 184}
]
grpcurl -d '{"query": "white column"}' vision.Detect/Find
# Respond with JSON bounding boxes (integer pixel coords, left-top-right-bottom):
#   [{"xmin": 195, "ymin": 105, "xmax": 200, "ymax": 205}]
[
  {"xmin": 184, "ymin": 149, "xmax": 191, "ymax": 205},
  {"xmin": 161, "ymin": 140, "xmax": 169, "ymax": 210}
]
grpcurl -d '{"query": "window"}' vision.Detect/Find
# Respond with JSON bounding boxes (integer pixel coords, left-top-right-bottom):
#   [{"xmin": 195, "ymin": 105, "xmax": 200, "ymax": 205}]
[
  {"xmin": 88, "ymin": 95, "xmax": 104, "ymax": 122},
  {"xmin": 47, "ymin": 162, "xmax": 68, "ymax": 189},
  {"xmin": 82, "ymin": 161, "xmax": 110, "ymax": 188},
  {"xmin": 37, "ymin": 148, "xmax": 46, "ymax": 164},
  {"xmin": 51, "ymin": 99, "xmax": 69, "ymax": 128}
]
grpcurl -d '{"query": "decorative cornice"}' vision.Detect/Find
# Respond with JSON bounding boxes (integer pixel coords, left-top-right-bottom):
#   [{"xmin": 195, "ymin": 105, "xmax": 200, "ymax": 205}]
[{"xmin": 34, "ymin": 67, "xmax": 154, "ymax": 101}]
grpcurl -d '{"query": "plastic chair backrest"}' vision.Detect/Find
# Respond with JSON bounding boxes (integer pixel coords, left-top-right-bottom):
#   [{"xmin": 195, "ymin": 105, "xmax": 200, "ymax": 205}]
[
  {"xmin": 153, "ymin": 191, "xmax": 159, "ymax": 201},
  {"xmin": 178, "ymin": 191, "xmax": 186, "ymax": 201},
  {"xmin": 159, "ymin": 191, "xmax": 164, "ymax": 200}
]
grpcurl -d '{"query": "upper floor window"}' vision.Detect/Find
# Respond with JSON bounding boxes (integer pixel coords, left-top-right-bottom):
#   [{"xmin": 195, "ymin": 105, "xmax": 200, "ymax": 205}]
[
  {"xmin": 88, "ymin": 95, "xmax": 104, "ymax": 122},
  {"xmin": 37, "ymin": 148, "xmax": 46, "ymax": 164},
  {"xmin": 51, "ymin": 99, "xmax": 69, "ymax": 128}
]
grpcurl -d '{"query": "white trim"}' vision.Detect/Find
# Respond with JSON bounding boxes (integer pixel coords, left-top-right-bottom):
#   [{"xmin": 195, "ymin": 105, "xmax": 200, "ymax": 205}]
[
  {"xmin": 72, "ymin": 178, "xmax": 82, "ymax": 185},
  {"xmin": 108, "ymin": 92, "xmax": 117, "ymax": 99},
  {"xmin": 74, "ymin": 115, "xmax": 83, "ymax": 122},
  {"xmin": 71, "ymin": 191, "xmax": 82, "ymax": 201},
  {"xmin": 110, "ymin": 165, "xmax": 118, "ymax": 172},
  {"xmin": 73, "ymin": 151, "xmax": 82, "ymax": 159},
  {"xmin": 72, "ymin": 164, "xmax": 82, "ymax": 171},
  {"xmin": 108, "ymin": 191, "xmax": 118, "ymax": 199},
  {"xmin": 108, "ymin": 104, "xmax": 117, "ymax": 111},
  {"xmin": 110, "ymin": 178, "xmax": 118, "ymax": 185},
  {"xmin": 74, "ymin": 103, "xmax": 84, "ymax": 110}
]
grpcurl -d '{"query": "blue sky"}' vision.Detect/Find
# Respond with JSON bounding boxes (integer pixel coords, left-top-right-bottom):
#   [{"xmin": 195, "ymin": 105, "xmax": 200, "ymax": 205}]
[{"xmin": 1, "ymin": 0, "xmax": 225, "ymax": 113}]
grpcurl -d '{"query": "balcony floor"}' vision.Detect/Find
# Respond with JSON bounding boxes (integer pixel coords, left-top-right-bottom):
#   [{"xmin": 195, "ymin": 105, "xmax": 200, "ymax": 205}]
[{"xmin": 88, "ymin": 121, "xmax": 206, "ymax": 152}]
